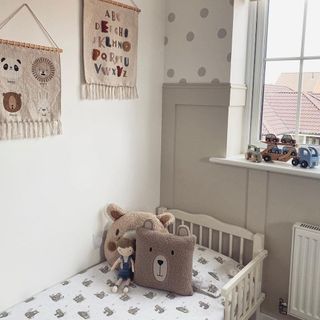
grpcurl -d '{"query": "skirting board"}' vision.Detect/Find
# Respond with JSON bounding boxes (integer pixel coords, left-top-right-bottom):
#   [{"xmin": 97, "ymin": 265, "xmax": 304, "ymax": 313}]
[{"xmin": 260, "ymin": 313, "xmax": 277, "ymax": 320}]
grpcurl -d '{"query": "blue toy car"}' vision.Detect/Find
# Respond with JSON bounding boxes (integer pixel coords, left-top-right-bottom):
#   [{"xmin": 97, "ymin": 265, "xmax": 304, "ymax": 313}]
[{"xmin": 292, "ymin": 147, "xmax": 319, "ymax": 168}]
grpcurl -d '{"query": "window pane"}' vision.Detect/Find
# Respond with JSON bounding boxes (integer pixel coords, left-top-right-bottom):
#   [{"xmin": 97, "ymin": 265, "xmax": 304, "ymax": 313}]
[
  {"xmin": 266, "ymin": 0, "xmax": 304, "ymax": 58},
  {"xmin": 260, "ymin": 61, "xmax": 300, "ymax": 141},
  {"xmin": 298, "ymin": 60, "xmax": 320, "ymax": 145},
  {"xmin": 304, "ymin": 0, "xmax": 320, "ymax": 56}
]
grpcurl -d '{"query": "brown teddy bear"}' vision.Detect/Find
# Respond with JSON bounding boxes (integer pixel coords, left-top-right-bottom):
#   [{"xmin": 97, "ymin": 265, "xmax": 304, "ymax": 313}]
[{"xmin": 104, "ymin": 204, "xmax": 175, "ymax": 266}]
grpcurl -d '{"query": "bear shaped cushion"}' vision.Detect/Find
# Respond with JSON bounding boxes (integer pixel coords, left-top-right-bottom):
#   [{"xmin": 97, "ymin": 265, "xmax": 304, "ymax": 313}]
[
  {"xmin": 135, "ymin": 220, "xmax": 196, "ymax": 296},
  {"xmin": 104, "ymin": 204, "xmax": 175, "ymax": 266}
]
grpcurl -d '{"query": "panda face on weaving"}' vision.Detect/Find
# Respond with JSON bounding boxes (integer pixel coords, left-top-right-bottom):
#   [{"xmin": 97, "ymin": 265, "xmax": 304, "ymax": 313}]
[{"xmin": 0, "ymin": 57, "xmax": 22, "ymax": 83}]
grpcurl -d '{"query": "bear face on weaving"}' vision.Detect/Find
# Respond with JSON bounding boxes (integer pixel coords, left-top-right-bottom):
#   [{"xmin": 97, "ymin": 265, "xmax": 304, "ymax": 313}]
[{"xmin": 135, "ymin": 219, "xmax": 196, "ymax": 296}]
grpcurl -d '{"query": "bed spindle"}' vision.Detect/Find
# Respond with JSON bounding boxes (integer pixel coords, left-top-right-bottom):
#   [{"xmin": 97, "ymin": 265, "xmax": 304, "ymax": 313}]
[
  {"xmin": 199, "ymin": 226, "xmax": 203, "ymax": 245},
  {"xmin": 219, "ymin": 231, "xmax": 222, "ymax": 253},
  {"xmin": 249, "ymin": 271, "xmax": 254, "ymax": 309},
  {"xmin": 240, "ymin": 238, "xmax": 244, "ymax": 265},
  {"xmin": 229, "ymin": 234, "xmax": 233, "ymax": 257},
  {"xmin": 209, "ymin": 228, "xmax": 212, "ymax": 249},
  {"xmin": 231, "ymin": 289, "xmax": 237, "ymax": 320}
]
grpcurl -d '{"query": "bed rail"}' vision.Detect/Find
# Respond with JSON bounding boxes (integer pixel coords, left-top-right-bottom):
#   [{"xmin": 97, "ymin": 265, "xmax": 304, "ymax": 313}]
[
  {"xmin": 158, "ymin": 208, "xmax": 265, "ymax": 263},
  {"xmin": 222, "ymin": 250, "xmax": 267, "ymax": 320},
  {"xmin": 158, "ymin": 207, "xmax": 268, "ymax": 320}
]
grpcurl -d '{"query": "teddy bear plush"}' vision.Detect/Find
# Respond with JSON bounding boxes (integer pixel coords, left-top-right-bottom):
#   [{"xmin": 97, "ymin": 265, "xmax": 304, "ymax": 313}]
[{"xmin": 104, "ymin": 204, "xmax": 175, "ymax": 266}]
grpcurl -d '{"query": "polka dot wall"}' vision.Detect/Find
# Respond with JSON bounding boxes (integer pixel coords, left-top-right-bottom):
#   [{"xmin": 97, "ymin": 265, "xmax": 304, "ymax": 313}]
[{"xmin": 164, "ymin": 0, "xmax": 234, "ymax": 84}]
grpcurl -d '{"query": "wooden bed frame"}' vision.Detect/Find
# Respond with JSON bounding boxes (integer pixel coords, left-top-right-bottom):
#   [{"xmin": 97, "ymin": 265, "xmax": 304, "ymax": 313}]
[{"xmin": 158, "ymin": 208, "xmax": 268, "ymax": 320}]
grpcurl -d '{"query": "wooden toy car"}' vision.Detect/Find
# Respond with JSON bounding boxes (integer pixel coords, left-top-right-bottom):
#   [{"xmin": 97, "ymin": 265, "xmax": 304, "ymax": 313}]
[
  {"xmin": 265, "ymin": 134, "xmax": 279, "ymax": 144},
  {"xmin": 292, "ymin": 147, "xmax": 319, "ymax": 168},
  {"xmin": 245, "ymin": 145, "xmax": 262, "ymax": 162},
  {"xmin": 261, "ymin": 145, "xmax": 297, "ymax": 162},
  {"xmin": 281, "ymin": 134, "xmax": 296, "ymax": 145}
]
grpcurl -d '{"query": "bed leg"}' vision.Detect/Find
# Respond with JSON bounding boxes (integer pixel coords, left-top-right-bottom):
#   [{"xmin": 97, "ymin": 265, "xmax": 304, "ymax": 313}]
[{"xmin": 255, "ymin": 306, "xmax": 261, "ymax": 320}]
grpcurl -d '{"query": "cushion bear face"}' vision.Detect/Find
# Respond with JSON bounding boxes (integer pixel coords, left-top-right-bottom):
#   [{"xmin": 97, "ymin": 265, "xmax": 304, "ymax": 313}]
[
  {"xmin": 104, "ymin": 204, "xmax": 175, "ymax": 266},
  {"xmin": 0, "ymin": 57, "xmax": 22, "ymax": 82},
  {"xmin": 135, "ymin": 220, "xmax": 196, "ymax": 296}
]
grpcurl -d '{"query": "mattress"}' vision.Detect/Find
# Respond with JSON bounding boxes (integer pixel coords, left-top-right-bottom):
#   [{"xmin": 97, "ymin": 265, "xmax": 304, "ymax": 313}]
[{"xmin": 1, "ymin": 245, "xmax": 243, "ymax": 320}]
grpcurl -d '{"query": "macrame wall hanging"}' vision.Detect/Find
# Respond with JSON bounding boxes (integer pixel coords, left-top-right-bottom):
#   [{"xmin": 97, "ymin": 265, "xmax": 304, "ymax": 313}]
[
  {"xmin": 82, "ymin": 0, "xmax": 141, "ymax": 100},
  {"xmin": 0, "ymin": 4, "xmax": 62, "ymax": 140}
]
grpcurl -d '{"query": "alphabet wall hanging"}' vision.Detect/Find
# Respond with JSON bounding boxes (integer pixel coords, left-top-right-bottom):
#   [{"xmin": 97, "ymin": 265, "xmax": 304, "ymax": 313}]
[
  {"xmin": 0, "ymin": 4, "xmax": 62, "ymax": 140},
  {"xmin": 82, "ymin": 0, "xmax": 141, "ymax": 100}
]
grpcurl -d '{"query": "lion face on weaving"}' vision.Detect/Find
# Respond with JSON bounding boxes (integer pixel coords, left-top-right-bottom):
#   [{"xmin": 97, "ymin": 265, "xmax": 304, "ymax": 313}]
[{"xmin": 32, "ymin": 57, "xmax": 55, "ymax": 83}]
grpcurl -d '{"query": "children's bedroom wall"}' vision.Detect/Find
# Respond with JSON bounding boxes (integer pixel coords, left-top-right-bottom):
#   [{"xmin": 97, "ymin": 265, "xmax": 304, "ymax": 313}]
[
  {"xmin": 164, "ymin": 0, "xmax": 233, "ymax": 84},
  {"xmin": 0, "ymin": 0, "xmax": 165, "ymax": 311},
  {"xmin": 162, "ymin": 0, "xmax": 320, "ymax": 319}
]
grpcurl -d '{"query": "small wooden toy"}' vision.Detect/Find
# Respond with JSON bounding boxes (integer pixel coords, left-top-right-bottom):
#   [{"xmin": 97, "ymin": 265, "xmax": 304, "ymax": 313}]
[
  {"xmin": 245, "ymin": 145, "xmax": 262, "ymax": 163},
  {"xmin": 292, "ymin": 147, "xmax": 319, "ymax": 168}
]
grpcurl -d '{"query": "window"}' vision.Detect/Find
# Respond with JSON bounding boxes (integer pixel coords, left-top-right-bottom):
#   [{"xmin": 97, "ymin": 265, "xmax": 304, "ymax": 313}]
[{"xmin": 250, "ymin": 0, "xmax": 320, "ymax": 146}]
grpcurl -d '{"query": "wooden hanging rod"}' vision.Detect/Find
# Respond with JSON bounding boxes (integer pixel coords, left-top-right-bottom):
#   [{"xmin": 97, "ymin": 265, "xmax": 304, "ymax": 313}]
[
  {"xmin": 99, "ymin": 0, "xmax": 141, "ymax": 13},
  {"xmin": 0, "ymin": 38, "xmax": 63, "ymax": 53}
]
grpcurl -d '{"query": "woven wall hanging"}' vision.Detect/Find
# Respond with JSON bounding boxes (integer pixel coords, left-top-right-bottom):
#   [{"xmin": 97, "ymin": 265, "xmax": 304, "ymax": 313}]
[
  {"xmin": 0, "ymin": 4, "xmax": 63, "ymax": 140},
  {"xmin": 82, "ymin": 0, "xmax": 141, "ymax": 100}
]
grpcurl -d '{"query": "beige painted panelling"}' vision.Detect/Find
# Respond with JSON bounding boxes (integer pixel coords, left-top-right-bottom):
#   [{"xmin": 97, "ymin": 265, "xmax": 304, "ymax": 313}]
[
  {"xmin": 246, "ymin": 170, "xmax": 268, "ymax": 234},
  {"xmin": 262, "ymin": 173, "xmax": 320, "ymax": 319},
  {"xmin": 161, "ymin": 83, "xmax": 231, "ymax": 208},
  {"xmin": 173, "ymin": 105, "xmax": 247, "ymax": 225}
]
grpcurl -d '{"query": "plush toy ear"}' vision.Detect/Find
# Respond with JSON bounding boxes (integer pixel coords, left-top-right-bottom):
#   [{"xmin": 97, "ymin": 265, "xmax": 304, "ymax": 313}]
[
  {"xmin": 1, "ymin": 58, "xmax": 5, "ymax": 63},
  {"xmin": 177, "ymin": 225, "xmax": 190, "ymax": 237},
  {"xmin": 16, "ymin": 59, "xmax": 21, "ymax": 64},
  {"xmin": 105, "ymin": 203, "xmax": 126, "ymax": 221},
  {"xmin": 143, "ymin": 219, "xmax": 155, "ymax": 230},
  {"xmin": 157, "ymin": 212, "xmax": 175, "ymax": 228}
]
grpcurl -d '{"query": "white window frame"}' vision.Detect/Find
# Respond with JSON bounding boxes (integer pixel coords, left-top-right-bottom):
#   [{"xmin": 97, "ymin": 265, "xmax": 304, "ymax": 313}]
[{"xmin": 248, "ymin": 0, "xmax": 320, "ymax": 147}]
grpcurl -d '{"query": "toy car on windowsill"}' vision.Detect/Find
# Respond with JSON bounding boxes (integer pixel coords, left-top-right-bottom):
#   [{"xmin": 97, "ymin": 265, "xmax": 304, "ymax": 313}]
[
  {"xmin": 265, "ymin": 134, "xmax": 279, "ymax": 144},
  {"xmin": 281, "ymin": 134, "xmax": 296, "ymax": 145},
  {"xmin": 245, "ymin": 145, "xmax": 262, "ymax": 163},
  {"xmin": 292, "ymin": 147, "xmax": 319, "ymax": 168}
]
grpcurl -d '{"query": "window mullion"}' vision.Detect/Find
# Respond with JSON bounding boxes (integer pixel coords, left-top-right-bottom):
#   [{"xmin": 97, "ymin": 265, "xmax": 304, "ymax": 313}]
[{"xmin": 295, "ymin": 0, "xmax": 309, "ymax": 142}]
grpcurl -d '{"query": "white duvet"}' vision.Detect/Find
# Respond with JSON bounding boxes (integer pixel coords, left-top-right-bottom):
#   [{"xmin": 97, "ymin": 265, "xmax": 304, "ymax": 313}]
[{"xmin": 1, "ymin": 245, "xmax": 243, "ymax": 320}]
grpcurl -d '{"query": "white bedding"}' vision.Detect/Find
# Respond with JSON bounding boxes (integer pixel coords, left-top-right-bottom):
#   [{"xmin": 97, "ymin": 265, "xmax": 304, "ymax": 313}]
[{"xmin": 1, "ymin": 245, "xmax": 243, "ymax": 320}]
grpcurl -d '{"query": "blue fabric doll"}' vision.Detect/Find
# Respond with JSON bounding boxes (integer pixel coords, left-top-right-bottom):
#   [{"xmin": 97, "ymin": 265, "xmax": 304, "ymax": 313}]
[{"xmin": 111, "ymin": 237, "xmax": 135, "ymax": 294}]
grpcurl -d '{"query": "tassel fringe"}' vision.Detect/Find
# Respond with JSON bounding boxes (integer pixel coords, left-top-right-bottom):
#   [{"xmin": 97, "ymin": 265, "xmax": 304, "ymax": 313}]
[
  {"xmin": 81, "ymin": 84, "xmax": 138, "ymax": 100},
  {"xmin": 0, "ymin": 120, "xmax": 62, "ymax": 140}
]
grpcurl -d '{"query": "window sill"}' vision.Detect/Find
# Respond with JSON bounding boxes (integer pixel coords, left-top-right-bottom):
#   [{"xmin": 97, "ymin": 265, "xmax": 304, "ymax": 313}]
[{"xmin": 209, "ymin": 155, "xmax": 320, "ymax": 180}]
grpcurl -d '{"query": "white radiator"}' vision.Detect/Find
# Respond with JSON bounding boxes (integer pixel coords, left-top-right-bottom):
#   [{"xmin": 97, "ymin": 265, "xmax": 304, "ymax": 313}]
[{"xmin": 289, "ymin": 223, "xmax": 320, "ymax": 320}]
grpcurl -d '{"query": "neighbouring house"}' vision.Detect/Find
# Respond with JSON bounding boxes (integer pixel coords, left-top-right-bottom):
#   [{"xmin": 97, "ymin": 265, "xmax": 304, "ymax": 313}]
[{"xmin": 262, "ymin": 84, "xmax": 320, "ymax": 144}]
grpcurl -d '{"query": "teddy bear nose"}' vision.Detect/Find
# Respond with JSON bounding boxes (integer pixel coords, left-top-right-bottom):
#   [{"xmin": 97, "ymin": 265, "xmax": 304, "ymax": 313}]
[
  {"xmin": 108, "ymin": 241, "xmax": 117, "ymax": 252},
  {"xmin": 157, "ymin": 260, "xmax": 164, "ymax": 266}
]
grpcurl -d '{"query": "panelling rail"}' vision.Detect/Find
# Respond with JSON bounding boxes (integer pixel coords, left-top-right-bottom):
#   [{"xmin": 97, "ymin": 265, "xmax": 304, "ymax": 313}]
[{"xmin": 289, "ymin": 223, "xmax": 320, "ymax": 320}]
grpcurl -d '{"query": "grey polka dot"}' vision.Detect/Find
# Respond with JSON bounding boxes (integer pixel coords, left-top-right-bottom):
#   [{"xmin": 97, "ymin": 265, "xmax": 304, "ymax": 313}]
[
  {"xmin": 168, "ymin": 12, "xmax": 175, "ymax": 23},
  {"xmin": 164, "ymin": 36, "xmax": 168, "ymax": 46},
  {"xmin": 229, "ymin": 0, "xmax": 234, "ymax": 6},
  {"xmin": 167, "ymin": 69, "xmax": 175, "ymax": 78},
  {"xmin": 227, "ymin": 52, "xmax": 232, "ymax": 62},
  {"xmin": 200, "ymin": 8, "xmax": 209, "ymax": 18},
  {"xmin": 186, "ymin": 32, "xmax": 195, "ymax": 42},
  {"xmin": 218, "ymin": 28, "xmax": 227, "ymax": 39},
  {"xmin": 198, "ymin": 67, "xmax": 206, "ymax": 77},
  {"xmin": 211, "ymin": 78, "xmax": 220, "ymax": 85},
  {"xmin": 179, "ymin": 78, "xmax": 187, "ymax": 84}
]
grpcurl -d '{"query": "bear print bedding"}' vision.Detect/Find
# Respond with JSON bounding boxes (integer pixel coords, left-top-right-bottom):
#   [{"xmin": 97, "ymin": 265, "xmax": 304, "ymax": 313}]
[{"xmin": 1, "ymin": 245, "xmax": 243, "ymax": 320}]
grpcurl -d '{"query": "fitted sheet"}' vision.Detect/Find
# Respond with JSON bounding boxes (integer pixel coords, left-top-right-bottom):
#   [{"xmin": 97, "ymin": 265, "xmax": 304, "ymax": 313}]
[{"xmin": 1, "ymin": 245, "xmax": 243, "ymax": 320}]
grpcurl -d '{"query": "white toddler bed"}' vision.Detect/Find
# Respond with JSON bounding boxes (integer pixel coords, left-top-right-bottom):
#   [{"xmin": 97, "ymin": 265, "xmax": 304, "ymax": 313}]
[{"xmin": 1, "ymin": 209, "xmax": 267, "ymax": 320}]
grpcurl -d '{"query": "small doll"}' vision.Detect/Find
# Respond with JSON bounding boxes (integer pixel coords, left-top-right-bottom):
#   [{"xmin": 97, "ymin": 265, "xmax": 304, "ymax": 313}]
[{"xmin": 111, "ymin": 237, "xmax": 135, "ymax": 294}]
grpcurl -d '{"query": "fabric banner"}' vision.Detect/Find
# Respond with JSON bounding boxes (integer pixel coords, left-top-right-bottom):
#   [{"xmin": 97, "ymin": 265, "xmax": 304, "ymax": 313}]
[
  {"xmin": 0, "ymin": 41, "xmax": 61, "ymax": 140},
  {"xmin": 82, "ymin": 0, "xmax": 140, "ymax": 100}
]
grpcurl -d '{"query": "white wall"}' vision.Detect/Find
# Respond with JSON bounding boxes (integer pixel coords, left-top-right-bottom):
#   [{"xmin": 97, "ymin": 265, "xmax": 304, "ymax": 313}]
[
  {"xmin": 164, "ymin": 0, "xmax": 234, "ymax": 84},
  {"xmin": 0, "ymin": 0, "xmax": 165, "ymax": 311}
]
